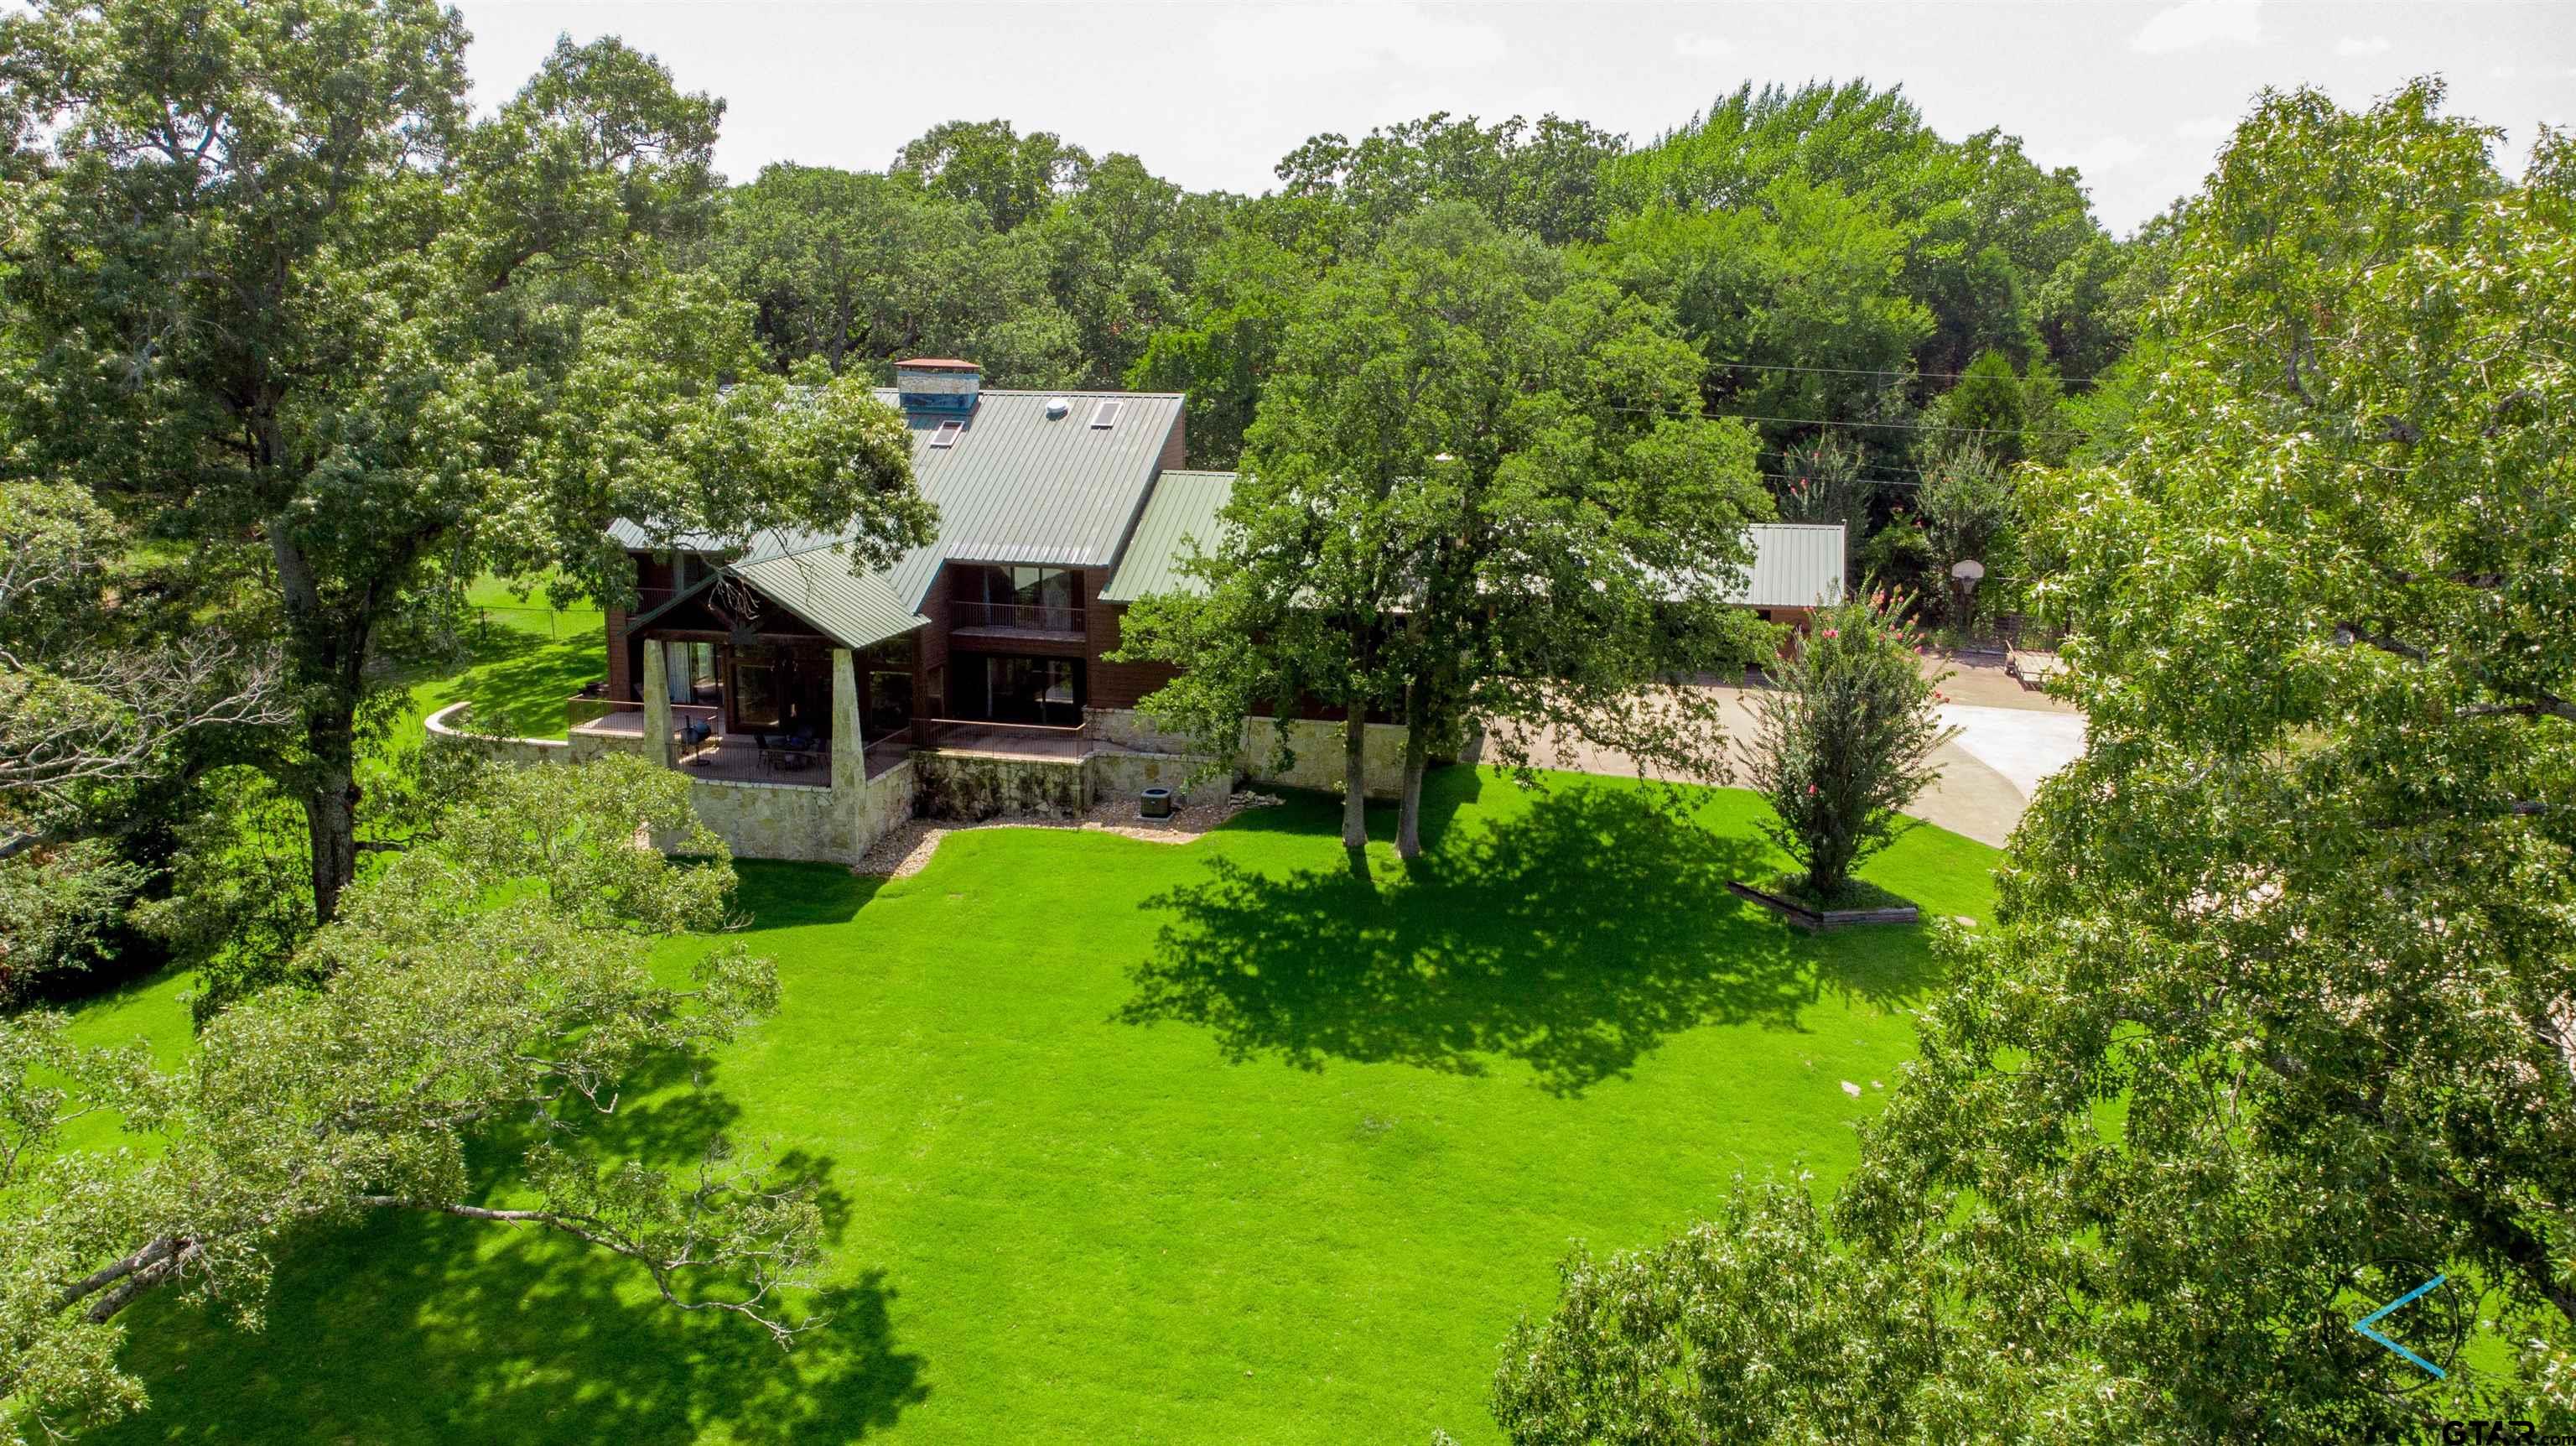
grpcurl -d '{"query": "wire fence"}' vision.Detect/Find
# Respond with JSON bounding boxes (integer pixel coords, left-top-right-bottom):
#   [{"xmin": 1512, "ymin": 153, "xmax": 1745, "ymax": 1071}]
[{"xmin": 470, "ymin": 601, "xmax": 601, "ymax": 642}]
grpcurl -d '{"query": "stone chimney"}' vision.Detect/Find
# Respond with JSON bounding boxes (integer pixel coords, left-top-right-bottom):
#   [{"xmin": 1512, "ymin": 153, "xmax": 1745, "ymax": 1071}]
[{"xmin": 893, "ymin": 358, "xmax": 980, "ymax": 419}]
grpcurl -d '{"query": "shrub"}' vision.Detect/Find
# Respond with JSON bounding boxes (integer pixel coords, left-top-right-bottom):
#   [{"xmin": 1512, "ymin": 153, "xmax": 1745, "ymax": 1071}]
[{"xmin": 1736, "ymin": 596, "xmax": 1952, "ymax": 900}]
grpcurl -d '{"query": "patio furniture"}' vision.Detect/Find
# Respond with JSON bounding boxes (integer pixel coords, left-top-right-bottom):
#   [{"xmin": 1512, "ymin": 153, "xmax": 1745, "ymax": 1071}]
[
  {"xmin": 757, "ymin": 731, "xmax": 825, "ymax": 772},
  {"xmin": 678, "ymin": 717, "xmax": 714, "ymax": 760}
]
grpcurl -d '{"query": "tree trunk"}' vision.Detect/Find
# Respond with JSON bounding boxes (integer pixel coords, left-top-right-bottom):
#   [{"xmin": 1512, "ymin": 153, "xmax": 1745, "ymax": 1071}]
[
  {"xmin": 303, "ymin": 729, "xmax": 360, "ymax": 925},
  {"xmin": 271, "ymin": 530, "xmax": 371, "ymax": 925},
  {"xmin": 1395, "ymin": 713, "xmax": 1432, "ymax": 860},
  {"xmin": 1340, "ymin": 711, "xmax": 1369, "ymax": 850}
]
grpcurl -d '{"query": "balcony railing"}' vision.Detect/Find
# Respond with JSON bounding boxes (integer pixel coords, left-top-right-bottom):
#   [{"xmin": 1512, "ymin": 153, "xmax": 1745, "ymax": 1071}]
[
  {"xmin": 567, "ymin": 695, "xmax": 722, "ymax": 740},
  {"xmin": 913, "ymin": 716, "xmax": 1091, "ymax": 761},
  {"xmin": 948, "ymin": 600, "xmax": 1086, "ymax": 634}
]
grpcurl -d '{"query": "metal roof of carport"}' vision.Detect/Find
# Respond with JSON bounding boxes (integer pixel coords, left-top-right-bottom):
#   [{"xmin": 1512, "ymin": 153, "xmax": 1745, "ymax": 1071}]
[{"xmin": 1727, "ymin": 523, "xmax": 1846, "ymax": 609}]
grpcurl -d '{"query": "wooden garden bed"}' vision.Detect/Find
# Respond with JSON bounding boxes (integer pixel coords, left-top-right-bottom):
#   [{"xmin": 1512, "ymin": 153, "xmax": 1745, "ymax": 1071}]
[{"xmin": 1727, "ymin": 878, "xmax": 1921, "ymax": 931}]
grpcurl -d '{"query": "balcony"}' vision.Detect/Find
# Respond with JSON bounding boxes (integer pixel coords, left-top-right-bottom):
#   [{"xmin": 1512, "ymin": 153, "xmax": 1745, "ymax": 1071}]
[
  {"xmin": 948, "ymin": 600, "xmax": 1086, "ymax": 640},
  {"xmin": 911, "ymin": 716, "xmax": 1093, "ymax": 762}
]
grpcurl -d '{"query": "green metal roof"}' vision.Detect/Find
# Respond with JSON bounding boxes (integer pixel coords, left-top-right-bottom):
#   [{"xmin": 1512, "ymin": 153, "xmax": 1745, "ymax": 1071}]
[
  {"xmin": 608, "ymin": 388, "xmax": 1186, "ymax": 612},
  {"xmin": 1101, "ymin": 471, "xmax": 1237, "ymax": 603},
  {"xmin": 729, "ymin": 549, "xmax": 926, "ymax": 651}
]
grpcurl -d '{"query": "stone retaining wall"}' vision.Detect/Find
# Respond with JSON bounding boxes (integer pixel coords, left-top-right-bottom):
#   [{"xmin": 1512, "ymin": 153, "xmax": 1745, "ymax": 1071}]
[
  {"xmin": 911, "ymin": 753, "xmax": 1088, "ymax": 820},
  {"xmin": 1240, "ymin": 717, "xmax": 1410, "ymax": 799},
  {"xmin": 680, "ymin": 778, "xmax": 850, "ymax": 864},
  {"xmin": 1088, "ymin": 750, "xmax": 1232, "ymax": 809}
]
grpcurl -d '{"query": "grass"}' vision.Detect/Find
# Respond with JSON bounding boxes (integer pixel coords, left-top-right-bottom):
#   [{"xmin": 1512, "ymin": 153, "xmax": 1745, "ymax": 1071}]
[
  {"xmin": 67, "ymin": 767, "xmax": 1997, "ymax": 1444},
  {"xmin": 1764, "ymin": 872, "xmax": 1919, "ymax": 914},
  {"xmin": 394, "ymin": 575, "xmax": 606, "ymax": 743}
]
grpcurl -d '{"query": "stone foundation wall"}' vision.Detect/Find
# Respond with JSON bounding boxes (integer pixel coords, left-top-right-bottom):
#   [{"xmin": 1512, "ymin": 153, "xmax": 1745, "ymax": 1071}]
[
  {"xmin": 1083, "ymin": 707, "xmax": 1202, "ymax": 756},
  {"xmin": 436, "ymin": 684, "xmax": 918, "ymax": 866},
  {"xmin": 679, "ymin": 778, "xmax": 851, "ymax": 864},
  {"xmin": 1088, "ymin": 750, "xmax": 1233, "ymax": 809},
  {"xmin": 1091, "ymin": 707, "xmax": 1412, "ymax": 801},
  {"xmin": 911, "ymin": 753, "xmax": 1088, "ymax": 821},
  {"xmin": 851, "ymin": 759, "xmax": 917, "ymax": 848},
  {"xmin": 1240, "ymin": 717, "xmax": 1410, "ymax": 799},
  {"xmin": 567, "ymin": 729, "xmax": 649, "ymax": 765}
]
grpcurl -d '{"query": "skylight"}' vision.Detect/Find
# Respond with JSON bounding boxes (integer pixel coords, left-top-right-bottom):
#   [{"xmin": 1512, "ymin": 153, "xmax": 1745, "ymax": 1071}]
[
  {"xmin": 1088, "ymin": 400, "xmax": 1123, "ymax": 429},
  {"xmin": 929, "ymin": 419, "xmax": 963, "ymax": 449}
]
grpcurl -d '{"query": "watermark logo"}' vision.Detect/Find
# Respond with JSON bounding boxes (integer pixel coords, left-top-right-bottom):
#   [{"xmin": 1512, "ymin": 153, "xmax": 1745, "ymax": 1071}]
[{"xmin": 2353, "ymin": 1272, "xmax": 2448, "ymax": 1379}]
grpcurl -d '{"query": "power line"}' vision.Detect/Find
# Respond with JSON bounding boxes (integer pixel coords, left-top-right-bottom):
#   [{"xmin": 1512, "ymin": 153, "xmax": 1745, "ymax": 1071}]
[
  {"xmin": 1609, "ymin": 398, "xmax": 2086, "ymax": 441},
  {"xmin": 1706, "ymin": 357, "xmax": 2110, "ymax": 386},
  {"xmin": 1756, "ymin": 470, "xmax": 1923, "ymax": 490}
]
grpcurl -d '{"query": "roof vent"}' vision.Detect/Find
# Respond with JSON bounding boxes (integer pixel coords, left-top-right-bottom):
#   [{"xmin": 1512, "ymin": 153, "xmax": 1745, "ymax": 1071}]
[
  {"xmin": 1045, "ymin": 397, "xmax": 1071, "ymax": 419},
  {"xmin": 1088, "ymin": 399, "xmax": 1124, "ymax": 429},
  {"xmin": 894, "ymin": 358, "xmax": 979, "ymax": 419}
]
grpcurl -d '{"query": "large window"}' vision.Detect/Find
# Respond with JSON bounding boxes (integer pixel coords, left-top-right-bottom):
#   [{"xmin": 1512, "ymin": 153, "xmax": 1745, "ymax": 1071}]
[
  {"xmin": 952, "ymin": 653, "xmax": 1081, "ymax": 726},
  {"xmin": 866, "ymin": 671, "xmax": 913, "ymax": 736}
]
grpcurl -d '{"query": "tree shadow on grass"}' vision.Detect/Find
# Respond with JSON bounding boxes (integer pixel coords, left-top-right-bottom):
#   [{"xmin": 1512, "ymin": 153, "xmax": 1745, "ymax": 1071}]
[
  {"xmin": 1122, "ymin": 776, "xmax": 1868, "ymax": 1095},
  {"xmin": 98, "ymin": 1211, "xmax": 925, "ymax": 1446},
  {"xmin": 96, "ymin": 1061, "xmax": 919, "ymax": 1445}
]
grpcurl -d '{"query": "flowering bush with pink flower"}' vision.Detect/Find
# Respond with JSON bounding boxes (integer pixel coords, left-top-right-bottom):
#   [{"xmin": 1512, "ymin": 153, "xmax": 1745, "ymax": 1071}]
[{"xmin": 1734, "ymin": 594, "xmax": 1955, "ymax": 901}]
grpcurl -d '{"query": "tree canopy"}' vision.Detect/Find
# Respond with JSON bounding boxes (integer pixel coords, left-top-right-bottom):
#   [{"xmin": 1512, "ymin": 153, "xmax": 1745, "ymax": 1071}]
[
  {"xmin": 1117, "ymin": 204, "xmax": 1772, "ymax": 856},
  {"xmin": 1, "ymin": 753, "xmax": 813, "ymax": 1440},
  {"xmin": 1488, "ymin": 81, "xmax": 2576, "ymax": 1440},
  {"xmin": 0, "ymin": 1, "xmax": 936, "ymax": 926}
]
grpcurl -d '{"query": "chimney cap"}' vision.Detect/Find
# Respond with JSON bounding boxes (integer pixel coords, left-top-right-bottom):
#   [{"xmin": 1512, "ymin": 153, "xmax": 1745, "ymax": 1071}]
[{"xmin": 894, "ymin": 357, "xmax": 979, "ymax": 372}]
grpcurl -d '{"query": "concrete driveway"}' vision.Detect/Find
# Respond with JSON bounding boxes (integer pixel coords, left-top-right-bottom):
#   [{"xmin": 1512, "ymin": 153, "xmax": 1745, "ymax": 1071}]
[{"xmin": 1470, "ymin": 658, "xmax": 2085, "ymax": 850}]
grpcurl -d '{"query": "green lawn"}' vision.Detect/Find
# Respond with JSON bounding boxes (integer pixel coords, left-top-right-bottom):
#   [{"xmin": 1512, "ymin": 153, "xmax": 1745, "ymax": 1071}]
[
  {"xmin": 70, "ymin": 768, "xmax": 1996, "ymax": 1443},
  {"xmin": 397, "ymin": 575, "xmax": 606, "ymax": 742}
]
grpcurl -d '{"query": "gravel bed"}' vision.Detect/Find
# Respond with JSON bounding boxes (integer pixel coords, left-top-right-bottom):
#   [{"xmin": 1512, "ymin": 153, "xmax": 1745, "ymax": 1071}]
[{"xmin": 853, "ymin": 792, "xmax": 1277, "ymax": 878}]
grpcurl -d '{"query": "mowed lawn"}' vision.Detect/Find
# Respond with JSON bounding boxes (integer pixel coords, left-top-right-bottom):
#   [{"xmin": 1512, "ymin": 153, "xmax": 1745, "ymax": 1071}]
[
  {"xmin": 68, "ymin": 767, "xmax": 1997, "ymax": 1444},
  {"xmin": 398, "ymin": 575, "xmax": 606, "ymax": 742}
]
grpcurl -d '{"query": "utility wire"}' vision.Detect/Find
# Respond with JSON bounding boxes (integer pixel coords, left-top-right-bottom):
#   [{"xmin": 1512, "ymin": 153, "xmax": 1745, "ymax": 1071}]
[{"xmin": 1706, "ymin": 357, "xmax": 2111, "ymax": 386}]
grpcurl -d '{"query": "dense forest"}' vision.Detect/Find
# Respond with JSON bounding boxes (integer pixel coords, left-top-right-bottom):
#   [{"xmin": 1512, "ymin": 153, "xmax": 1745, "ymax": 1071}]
[{"xmin": 714, "ymin": 85, "xmax": 2145, "ymax": 478}]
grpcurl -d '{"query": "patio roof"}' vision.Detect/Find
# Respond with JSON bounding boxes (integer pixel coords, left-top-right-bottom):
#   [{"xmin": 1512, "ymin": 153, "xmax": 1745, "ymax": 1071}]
[{"xmin": 727, "ymin": 549, "xmax": 927, "ymax": 652}]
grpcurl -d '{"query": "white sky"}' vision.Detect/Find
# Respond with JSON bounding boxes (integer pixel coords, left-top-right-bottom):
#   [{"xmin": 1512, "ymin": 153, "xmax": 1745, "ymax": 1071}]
[{"xmin": 453, "ymin": 0, "xmax": 2574, "ymax": 236}]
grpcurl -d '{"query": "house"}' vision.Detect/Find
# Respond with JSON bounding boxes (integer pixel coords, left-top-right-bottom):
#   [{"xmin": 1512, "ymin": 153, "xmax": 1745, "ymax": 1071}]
[
  {"xmin": 503, "ymin": 358, "xmax": 1841, "ymax": 865},
  {"xmin": 531, "ymin": 360, "xmax": 1238, "ymax": 863}
]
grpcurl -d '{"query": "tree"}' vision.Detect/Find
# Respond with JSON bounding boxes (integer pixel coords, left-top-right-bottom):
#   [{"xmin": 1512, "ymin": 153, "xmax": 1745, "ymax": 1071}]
[
  {"xmin": 1914, "ymin": 444, "xmax": 2017, "ymax": 632},
  {"xmin": 1736, "ymin": 596, "xmax": 1949, "ymax": 901},
  {"xmin": 1604, "ymin": 81, "xmax": 2116, "ymax": 379},
  {"xmin": 0, "ymin": 4, "xmax": 936, "ymax": 925},
  {"xmin": 1924, "ymin": 349, "xmax": 2028, "ymax": 462},
  {"xmin": 1771, "ymin": 434, "xmax": 1879, "ymax": 579},
  {"xmin": 0, "ymin": 753, "xmax": 818, "ymax": 1441},
  {"xmin": 1274, "ymin": 111, "xmax": 1628, "ymax": 247},
  {"xmin": 1588, "ymin": 175, "xmax": 1931, "ymax": 455},
  {"xmin": 1489, "ymin": 1182, "xmax": 1965, "ymax": 1443},
  {"xmin": 0, "ymin": 478, "xmax": 286, "ymax": 1001},
  {"xmin": 1127, "ymin": 228, "xmax": 1318, "ymax": 467},
  {"xmin": 1119, "ymin": 205, "xmax": 1772, "ymax": 857},
  {"xmin": 1488, "ymin": 86, "xmax": 2576, "ymax": 1442},
  {"xmin": 891, "ymin": 117, "xmax": 1093, "ymax": 232},
  {"xmin": 710, "ymin": 163, "xmax": 1082, "ymax": 384}
]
